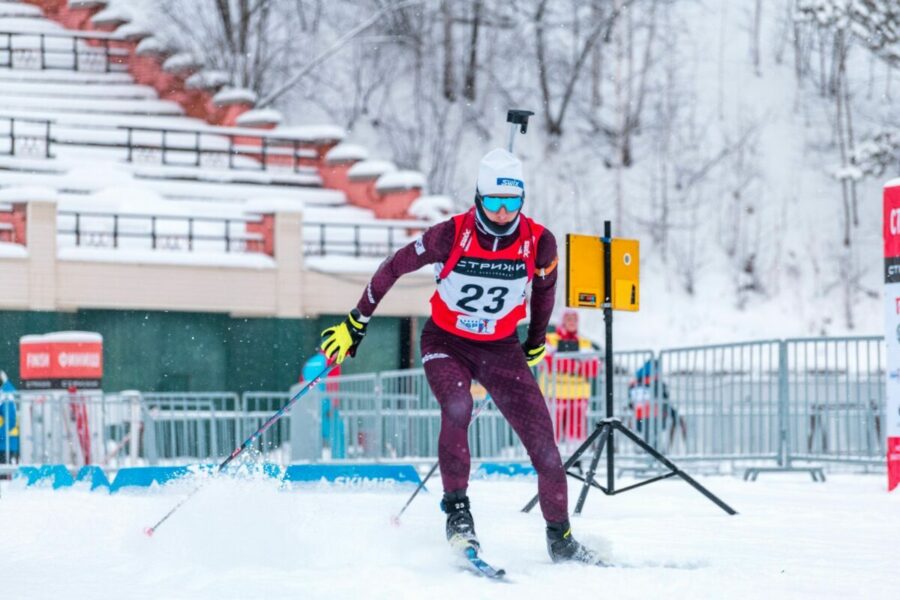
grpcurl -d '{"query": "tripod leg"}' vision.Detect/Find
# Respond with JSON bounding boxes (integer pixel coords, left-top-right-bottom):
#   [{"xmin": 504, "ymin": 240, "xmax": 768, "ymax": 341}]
[
  {"xmin": 574, "ymin": 424, "xmax": 610, "ymax": 515},
  {"xmin": 521, "ymin": 422, "xmax": 604, "ymax": 513},
  {"xmin": 614, "ymin": 422, "xmax": 737, "ymax": 515}
]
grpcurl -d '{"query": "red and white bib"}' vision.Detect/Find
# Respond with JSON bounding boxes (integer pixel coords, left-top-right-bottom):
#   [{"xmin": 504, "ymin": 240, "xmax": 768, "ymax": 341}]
[{"xmin": 430, "ymin": 208, "xmax": 543, "ymax": 341}]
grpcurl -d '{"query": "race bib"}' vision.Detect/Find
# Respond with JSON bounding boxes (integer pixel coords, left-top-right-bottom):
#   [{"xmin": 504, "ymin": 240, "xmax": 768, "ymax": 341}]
[{"xmin": 436, "ymin": 257, "xmax": 528, "ymax": 321}]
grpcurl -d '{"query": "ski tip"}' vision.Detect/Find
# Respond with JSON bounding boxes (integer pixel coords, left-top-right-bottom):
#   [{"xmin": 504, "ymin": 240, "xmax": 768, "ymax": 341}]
[{"xmin": 143, "ymin": 527, "xmax": 155, "ymax": 537}]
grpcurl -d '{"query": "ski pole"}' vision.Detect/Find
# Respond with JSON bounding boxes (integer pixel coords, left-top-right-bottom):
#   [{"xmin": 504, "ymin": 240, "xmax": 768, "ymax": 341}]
[
  {"xmin": 391, "ymin": 393, "xmax": 494, "ymax": 526},
  {"xmin": 144, "ymin": 360, "xmax": 337, "ymax": 536}
]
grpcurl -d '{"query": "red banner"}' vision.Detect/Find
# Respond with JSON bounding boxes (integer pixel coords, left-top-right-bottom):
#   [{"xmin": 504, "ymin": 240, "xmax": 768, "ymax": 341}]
[
  {"xmin": 19, "ymin": 333, "xmax": 103, "ymax": 388},
  {"xmin": 886, "ymin": 182, "xmax": 900, "ymax": 492},
  {"xmin": 889, "ymin": 437, "xmax": 900, "ymax": 492},
  {"xmin": 884, "ymin": 185, "xmax": 900, "ymax": 259}
]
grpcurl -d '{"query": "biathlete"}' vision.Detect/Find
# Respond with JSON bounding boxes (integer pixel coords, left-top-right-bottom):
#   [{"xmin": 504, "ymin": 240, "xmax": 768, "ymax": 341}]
[{"xmin": 320, "ymin": 148, "xmax": 599, "ymax": 564}]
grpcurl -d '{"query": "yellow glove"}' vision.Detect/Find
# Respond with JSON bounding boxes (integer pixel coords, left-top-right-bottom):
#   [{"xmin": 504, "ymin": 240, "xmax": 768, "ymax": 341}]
[
  {"xmin": 320, "ymin": 309, "xmax": 368, "ymax": 364},
  {"xmin": 522, "ymin": 342, "xmax": 547, "ymax": 367}
]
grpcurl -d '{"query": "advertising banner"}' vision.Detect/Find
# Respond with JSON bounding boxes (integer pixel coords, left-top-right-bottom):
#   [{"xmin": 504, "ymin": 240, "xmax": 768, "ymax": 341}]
[
  {"xmin": 883, "ymin": 181, "xmax": 900, "ymax": 491},
  {"xmin": 19, "ymin": 331, "xmax": 103, "ymax": 390}
]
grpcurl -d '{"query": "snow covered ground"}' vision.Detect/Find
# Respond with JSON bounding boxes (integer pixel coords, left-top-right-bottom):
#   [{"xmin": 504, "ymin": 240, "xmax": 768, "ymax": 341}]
[{"xmin": 1, "ymin": 473, "xmax": 895, "ymax": 599}]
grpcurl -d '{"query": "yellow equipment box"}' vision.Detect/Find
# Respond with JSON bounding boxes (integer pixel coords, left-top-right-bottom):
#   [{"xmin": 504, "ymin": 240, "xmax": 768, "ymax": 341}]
[{"xmin": 566, "ymin": 234, "xmax": 639, "ymax": 311}]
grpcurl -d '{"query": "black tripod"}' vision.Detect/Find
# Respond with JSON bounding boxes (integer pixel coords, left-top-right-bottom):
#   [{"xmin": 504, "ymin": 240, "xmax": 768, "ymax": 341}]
[{"xmin": 522, "ymin": 221, "xmax": 737, "ymax": 517}]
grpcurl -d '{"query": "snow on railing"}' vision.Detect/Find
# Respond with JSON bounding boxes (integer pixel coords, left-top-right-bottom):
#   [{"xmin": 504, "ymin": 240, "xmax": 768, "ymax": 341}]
[
  {"xmin": 302, "ymin": 219, "xmax": 427, "ymax": 258},
  {"xmin": 0, "ymin": 115, "xmax": 53, "ymax": 158},
  {"xmin": 0, "ymin": 115, "xmax": 329, "ymax": 173},
  {"xmin": 121, "ymin": 124, "xmax": 319, "ymax": 172},
  {"xmin": 57, "ymin": 209, "xmax": 268, "ymax": 254},
  {"xmin": 54, "ymin": 207, "xmax": 429, "ymax": 260},
  {"xmin": 0, "ymin": 29, "xmax": 129, "ymax": 72}
]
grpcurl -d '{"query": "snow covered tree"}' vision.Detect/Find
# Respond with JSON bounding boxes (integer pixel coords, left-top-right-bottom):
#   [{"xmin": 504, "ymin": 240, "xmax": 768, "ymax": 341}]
[
  {"xmin": 795, "ymin": 0, "xmax": 900, "ymax": 67},
  {"xmin": 849, "ymin": 132, "xmax": 900, "ymax": 177}
]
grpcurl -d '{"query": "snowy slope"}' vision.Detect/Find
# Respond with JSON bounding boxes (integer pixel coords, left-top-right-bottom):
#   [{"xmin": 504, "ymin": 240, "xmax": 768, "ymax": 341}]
[
  {"xmin": 0, "ymin": 474, "xmax": 896, "ymax": 599},
  {"xmin": 266, "ymin": 0, "xmax": 894, "ymax": 349},
  {"xmin": 541, "ymin": 0, "xmax": 889, "ymax": 349}
]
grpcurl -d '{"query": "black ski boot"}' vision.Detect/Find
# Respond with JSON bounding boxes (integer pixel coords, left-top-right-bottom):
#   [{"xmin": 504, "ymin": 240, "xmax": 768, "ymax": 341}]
[
  {"xmin": 440, "ymin": 491, "xmax": 480, "ymax": 551},
  {"xmin": 546, "ymin": 520, "xmax": 605, "ymax": 565}
]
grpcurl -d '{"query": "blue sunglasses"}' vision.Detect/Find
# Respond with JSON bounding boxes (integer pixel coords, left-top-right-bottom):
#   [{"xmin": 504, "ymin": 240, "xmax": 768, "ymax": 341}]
[{"xmin": 480, "ymin": 194, "xmax": 523, "ymax": 212}]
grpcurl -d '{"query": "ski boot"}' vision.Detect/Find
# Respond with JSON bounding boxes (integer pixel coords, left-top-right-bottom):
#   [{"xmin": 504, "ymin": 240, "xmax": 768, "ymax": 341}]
[
  {"xmin": 441, "ymin": 491, "xmax": 480, "ymax": 552},
  {"xmin": 546, "ymin": 520, "xmax": 605, "ymax": 565}
]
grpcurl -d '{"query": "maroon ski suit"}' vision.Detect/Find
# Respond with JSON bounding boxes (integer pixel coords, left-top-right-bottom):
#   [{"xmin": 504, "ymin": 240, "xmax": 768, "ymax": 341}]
[{"xmin": 356, "ymin": 211, "xmax": 567, "ymax": 523}]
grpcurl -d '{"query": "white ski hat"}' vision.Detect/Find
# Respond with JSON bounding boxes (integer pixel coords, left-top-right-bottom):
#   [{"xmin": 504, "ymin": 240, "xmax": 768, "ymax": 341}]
[{"xmin": 476, "ymin": 148, "xmax": 525, "ymax": 197}]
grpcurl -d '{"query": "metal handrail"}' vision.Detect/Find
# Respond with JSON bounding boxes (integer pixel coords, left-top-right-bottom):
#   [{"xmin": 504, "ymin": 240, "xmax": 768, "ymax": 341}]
[
  {"xmin": 0, "ymin": 113, "xmax": 322, "ymax": 174},
  {"xmin": 121, "ymin": 125, "xmax": 317, "ymax": 173},
  {"xmin": 0, "ymin": 29, "xmax": 129, "ymax": 42},
  {"xmin": 57, "ymin": 209, "xmax": 267, "ymax": 254},
  {"xmin": 0, "ymin": 29, "xmax": 128, "ymax": 73},
  {"xmin": 303, "ymin": 220, "xmax": 425, "ymax": 257},
  {"xmin": 0, "ymin": 115, "xmax": 53, "ymax": 158}
]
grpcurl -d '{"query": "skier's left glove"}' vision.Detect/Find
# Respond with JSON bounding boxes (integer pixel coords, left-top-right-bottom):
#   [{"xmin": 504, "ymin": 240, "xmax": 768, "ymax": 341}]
[
  {"xmin": 320, "ymin": 309, "xmax": 368, "ymax": 364},
  {"xmin": 522, "ymin": 342, "xmax": 546, "ymax": 368}
]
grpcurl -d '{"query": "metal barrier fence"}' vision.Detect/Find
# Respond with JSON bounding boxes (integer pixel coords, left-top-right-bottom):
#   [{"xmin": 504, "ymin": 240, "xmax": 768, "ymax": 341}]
[
  {"xmin": 241, "ymin": 391, "xmax": 291, "ymax": 461},
  {"xmin": 658, "ymin": 340, "xmax": 783, "ymax": 463},
  {"xmin": 0, "ymin": 337, "xmax": 887, "ymax": 473},
  {"xmin": 0, "ymin": 390, "xmax": 138, "ymax": 468},
  {"xmin": 784, "ymin": 337, "xmax": 885, "ymax": 465},
  {"xmin": 316, "ymin": 373, "xmax": 382, "ymax": 460},
  {"xmin": 139, "ymin": 392, "xmax": 241, "ymax": 465}
]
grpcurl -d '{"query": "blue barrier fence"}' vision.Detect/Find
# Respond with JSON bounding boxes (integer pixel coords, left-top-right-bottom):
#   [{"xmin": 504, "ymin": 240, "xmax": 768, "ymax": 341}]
[
  {"xmin": 12, "ymin": 463, "xmax": 443, "ymax": 492},
  {"xmin": 473, "ymin": 462, "xmax": 536, "ymax": 478}
]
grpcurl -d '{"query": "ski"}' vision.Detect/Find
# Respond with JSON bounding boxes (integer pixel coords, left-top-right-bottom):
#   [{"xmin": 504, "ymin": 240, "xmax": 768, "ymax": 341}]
[{"xmin": 462, "ymin": 546, "xmax": 506, "ymax": 580}]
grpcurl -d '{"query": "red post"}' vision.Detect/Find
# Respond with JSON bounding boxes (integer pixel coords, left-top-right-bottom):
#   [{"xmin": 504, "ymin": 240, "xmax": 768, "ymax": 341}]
[
  {"xmin": 0, "ymin": 203, "xmax": 28, "ymax": 246},
  {"xmin": 245, "ymin": 214, "xmax": 274, "ymax": 256}
]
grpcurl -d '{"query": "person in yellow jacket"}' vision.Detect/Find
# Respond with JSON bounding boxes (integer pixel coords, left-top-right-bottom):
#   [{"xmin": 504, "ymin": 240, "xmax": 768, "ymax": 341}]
[{"xmin": 541, "ymin": 310, "xmax": 599, "ymax": 453}]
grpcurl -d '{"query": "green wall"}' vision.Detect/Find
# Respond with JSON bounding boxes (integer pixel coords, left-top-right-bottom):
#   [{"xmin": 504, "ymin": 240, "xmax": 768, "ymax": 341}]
[{"xmin": 0, "ymin": 310, "xmax": 407, "ymax": 392}]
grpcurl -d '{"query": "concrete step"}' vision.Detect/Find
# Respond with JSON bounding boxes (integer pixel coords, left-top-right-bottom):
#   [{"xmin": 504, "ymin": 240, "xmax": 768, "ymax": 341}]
[
  {"xmin": 0, "ymin": 79, "xmax": 158, "ymax": 100},
  {"xmin": 0, "ymin": 94, "xmax": 184, "ymax": 116},
  {"xmin": 0, "ymin": 67, "xmax": 135, "ymax": 84}
]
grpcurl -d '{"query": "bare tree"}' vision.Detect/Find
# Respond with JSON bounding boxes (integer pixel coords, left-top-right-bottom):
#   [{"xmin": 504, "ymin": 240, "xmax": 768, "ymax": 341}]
[
  {"xmin": 157, "ymin": 0, "xmax": 300, "ymax": 95},
  {"xmin": 751, "ymin": 0, "xmax": 762, "ymax": 76},
  {"xmin": 442, "ymin": 0, "xmax": 456, "ymax": 102},
  {"xmin": 534, "ymin": 0, "xmax": 633, "ymax": 137},
  {"xmin": 463, "ymin": 0, "xmax": 482, "ymax": 101}
]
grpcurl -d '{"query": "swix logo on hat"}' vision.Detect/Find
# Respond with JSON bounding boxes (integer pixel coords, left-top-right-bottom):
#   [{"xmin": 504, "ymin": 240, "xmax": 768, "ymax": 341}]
[
  {"xmin": 477, "ymin": 148, "xmax": 525, "ymax": 196},
  {"xmin": 496, "ymin": 177, "xmax": 524, "ymax": 190}
]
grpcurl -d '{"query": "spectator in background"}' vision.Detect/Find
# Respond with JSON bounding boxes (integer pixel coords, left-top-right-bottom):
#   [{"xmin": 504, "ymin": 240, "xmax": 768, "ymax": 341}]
[
  {"xmin": 627, "ymin": 359, "xmax": 687, "ymax": 451},
  {"xmin": 300, "ymin": 352, "xmax": 345, "ymax": 459},
  {"xmin": 542, "ymin": 310, "xmax": 600, "ymax": 458},
  {"xmin": 0, "ymin": 370, "xmax": 19, "ymax": 465}
]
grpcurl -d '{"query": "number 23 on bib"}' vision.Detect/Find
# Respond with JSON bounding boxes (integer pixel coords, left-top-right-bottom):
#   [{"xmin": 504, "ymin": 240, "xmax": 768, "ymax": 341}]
[{"xmin": 430, "ymin": 208, "xmax": 545, "ymax": 340}]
